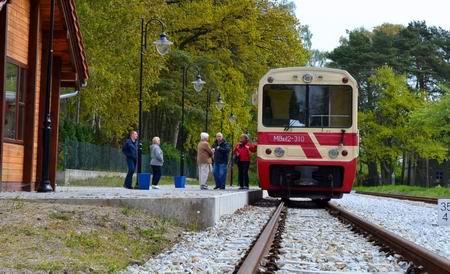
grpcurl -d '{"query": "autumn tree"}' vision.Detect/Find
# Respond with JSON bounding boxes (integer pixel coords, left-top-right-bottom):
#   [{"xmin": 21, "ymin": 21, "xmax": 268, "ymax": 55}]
[
  {"xmin": 69, "ymin": 0, "xmax": 309, "ymax": 152},
  {"xmin": 360, "ymin": 66, "xmax": 424, "ymax": 184}
]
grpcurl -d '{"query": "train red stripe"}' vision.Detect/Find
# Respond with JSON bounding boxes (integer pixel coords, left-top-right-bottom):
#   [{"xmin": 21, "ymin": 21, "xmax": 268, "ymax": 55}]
[
  {"xmin": 257, "ymin": 132, "xmax": 322, "ymax": 159},
  {"xmin": 314, "ymin": 133, "xmax": 358, "ymax": 146}
]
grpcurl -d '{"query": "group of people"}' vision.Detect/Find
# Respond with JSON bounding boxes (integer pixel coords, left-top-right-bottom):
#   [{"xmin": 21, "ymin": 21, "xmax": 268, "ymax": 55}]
[
  {"xmin": 122, "ymin": 130, "xmax": 257, "ymax": 190},
  {"xmin": 197, "ymin": 132, "xmax": 256, "ymax": 190},
  {"xmin": 122, "ymin": 131, "xmax": 164, "ymax": 189}
]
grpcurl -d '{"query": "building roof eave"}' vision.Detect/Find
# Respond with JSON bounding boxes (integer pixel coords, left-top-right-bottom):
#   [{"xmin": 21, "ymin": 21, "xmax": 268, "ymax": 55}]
[{"xmin": 57, "ymin": 0, "xmax": 88, "ymax": 85}]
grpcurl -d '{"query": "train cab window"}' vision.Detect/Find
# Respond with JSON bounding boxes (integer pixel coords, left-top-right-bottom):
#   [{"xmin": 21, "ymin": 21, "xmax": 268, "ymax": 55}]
[
  {"xmin": 263, "ymin": 85, "xmax": 306, "ymax": 127},
  {"xmin": 262, "ymin": 84, "xmax": 352, "ymax": 128}
]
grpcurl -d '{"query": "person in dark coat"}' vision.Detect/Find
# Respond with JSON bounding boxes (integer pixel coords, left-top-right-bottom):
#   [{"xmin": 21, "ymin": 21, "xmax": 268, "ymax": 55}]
[
  {"xmin": 122, "ymin": 131, "xmax": 138, "ymax": 189},
  {"xmin": 212, "ymin": 132, "xmax": 231, "ymax": 189}
]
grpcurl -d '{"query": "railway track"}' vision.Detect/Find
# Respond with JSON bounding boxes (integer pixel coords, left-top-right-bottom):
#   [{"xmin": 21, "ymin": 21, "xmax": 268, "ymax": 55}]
[
  {"xmin": 236, "ymin": 201, "xmax": 450, "ymax": 274},
  {"xmin": 355, "ymin": 191, "xmax": 439, "ymax": 204}
]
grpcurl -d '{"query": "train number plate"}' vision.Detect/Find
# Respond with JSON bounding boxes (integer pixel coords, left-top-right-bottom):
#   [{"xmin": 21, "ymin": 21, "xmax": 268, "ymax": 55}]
[
  {"xmin": 438, "ymin": 199, "xmax": 450, "ymax": 226},
  {"xmin": 270, "ymin": 134, "xmax": 309, "ymax": 144}
]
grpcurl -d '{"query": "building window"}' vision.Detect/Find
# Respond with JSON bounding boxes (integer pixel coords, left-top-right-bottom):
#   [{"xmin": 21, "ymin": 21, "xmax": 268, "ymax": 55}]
[{"xmin": 4, "ymin": 61, "xmax": 26, "ymax": 141}]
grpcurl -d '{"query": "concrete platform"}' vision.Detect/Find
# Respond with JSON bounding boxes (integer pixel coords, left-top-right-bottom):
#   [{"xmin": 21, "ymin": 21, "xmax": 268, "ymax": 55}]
[{"xmin": 0, "ymin": 186, "xmax": 263, "ymax": 229}]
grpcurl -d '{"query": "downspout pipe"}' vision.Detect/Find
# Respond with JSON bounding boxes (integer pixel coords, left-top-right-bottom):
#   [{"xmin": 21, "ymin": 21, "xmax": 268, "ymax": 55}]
[{"xmin": 60, "ymin": 90, "xmax": 79, "ymax": 100}]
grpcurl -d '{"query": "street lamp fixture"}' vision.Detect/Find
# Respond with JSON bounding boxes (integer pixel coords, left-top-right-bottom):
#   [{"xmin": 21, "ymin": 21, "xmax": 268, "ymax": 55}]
[
  {"xmin": 229, "ymin": 112, "xmax": 237, "ymax": 123},
  {"xmin": 216, "ymin": 94, "xmax": 224, "ymax": 110},
  {"xmin": 137, "ymin": 18, "xmax": 172, "ymax": 181},
  {"xmin": 153, "ymin": 33, "xmax": 173, "ymax": 56},
  {"xmin": 179, "ymin": 64, "xmax": 205, "ymax": 177},
  {"xmin": 216, "ymin": 94, "xmax": 225, "ymax": 132},
  {"xmin": 192, "ymin": 74, "xmax": 206, "ymax": 92}
]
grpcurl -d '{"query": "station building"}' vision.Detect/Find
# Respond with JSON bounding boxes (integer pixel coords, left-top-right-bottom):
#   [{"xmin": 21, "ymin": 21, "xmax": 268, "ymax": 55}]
[{"xmin": 0, "ymin": 0, "xmax": 88, "ymax": 191}]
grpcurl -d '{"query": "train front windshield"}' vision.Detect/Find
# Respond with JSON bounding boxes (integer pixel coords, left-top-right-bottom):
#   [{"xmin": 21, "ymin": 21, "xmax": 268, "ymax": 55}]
[{"xmin": 262, "ymin": 84, "xmax": 353, "ymax": 128}]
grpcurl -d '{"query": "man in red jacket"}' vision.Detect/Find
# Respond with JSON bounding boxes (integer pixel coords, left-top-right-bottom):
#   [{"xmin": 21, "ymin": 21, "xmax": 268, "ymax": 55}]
[{"xmin": 233, "ymin": 134, "xmax": 257, "ymax": 189}]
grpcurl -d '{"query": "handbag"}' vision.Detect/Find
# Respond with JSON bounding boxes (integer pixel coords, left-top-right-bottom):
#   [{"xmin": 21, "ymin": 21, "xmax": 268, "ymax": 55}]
[{"xmin": 233, "ymin": 154, "xmax": 240, "ymax": 165}]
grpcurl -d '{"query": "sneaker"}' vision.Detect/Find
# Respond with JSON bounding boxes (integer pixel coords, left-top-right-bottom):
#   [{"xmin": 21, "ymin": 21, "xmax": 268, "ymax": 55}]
[
  {"xmin": 200, "ymin": 185, "xmax": 208, "ymax": 190},
  {"xmin": 152, "ymin": 185, "xmax": 160, "ymax": 189},
  {"xmin": 213, "ymin": 187, "xmax": 220, "ymax": 190}
]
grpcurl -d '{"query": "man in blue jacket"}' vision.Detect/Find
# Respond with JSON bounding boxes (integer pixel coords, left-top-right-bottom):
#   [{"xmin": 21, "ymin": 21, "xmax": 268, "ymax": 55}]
[
  {"xmin": 212, "ymin": 132, "xmax": 231, "ymax": 189},
  {"xmin": 122, "ymin": 131, "xmax": 138, "ymax": 189}
]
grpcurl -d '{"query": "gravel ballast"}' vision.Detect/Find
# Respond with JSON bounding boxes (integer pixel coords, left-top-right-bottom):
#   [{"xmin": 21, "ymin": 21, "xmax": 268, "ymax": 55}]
[
  {"xmin": 333, "ymin": 194, "xmax": 450, "ymax": 259},
  {"xmin": 121, "ymin": 205, "xmax": 274, "ymax": 273},
  {"xmin": 275, "ymin": 208, "xmax": 407, "ymax": 273}
]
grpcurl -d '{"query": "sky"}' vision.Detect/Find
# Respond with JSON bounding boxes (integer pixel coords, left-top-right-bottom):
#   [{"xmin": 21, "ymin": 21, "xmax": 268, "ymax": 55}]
[{"xmin": 294, "ymin": 0, "xmax": 450, "ymax": 52}]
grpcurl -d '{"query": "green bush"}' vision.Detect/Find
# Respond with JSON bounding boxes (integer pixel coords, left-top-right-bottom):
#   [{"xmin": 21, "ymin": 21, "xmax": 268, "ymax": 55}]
[
  {"xmin": 160, "ymin": 143, "xmax": 180, "ymax": 161},
  {"xmin": 59, "ymin": 119, "xmax": 95, "ymax": 143}
]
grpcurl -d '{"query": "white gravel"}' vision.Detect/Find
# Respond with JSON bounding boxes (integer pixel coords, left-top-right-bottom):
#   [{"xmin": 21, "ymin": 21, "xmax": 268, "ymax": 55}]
[
  {"xmin": 275, "ymin": 208, "xmax": 407, "ymax": 273},
  {"xmin": 333, "ymin": 194, "xmax": 450, "ymax": 259},
  {"xmin": 120, "ymin": 205, "xmax": 273, "ymax": 274}
]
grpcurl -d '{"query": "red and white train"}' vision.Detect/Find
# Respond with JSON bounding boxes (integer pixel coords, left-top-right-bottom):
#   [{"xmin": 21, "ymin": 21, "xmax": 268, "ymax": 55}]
[{"xmin": 256, "ymin": 67, "xmax": 359, "ymax": 201}]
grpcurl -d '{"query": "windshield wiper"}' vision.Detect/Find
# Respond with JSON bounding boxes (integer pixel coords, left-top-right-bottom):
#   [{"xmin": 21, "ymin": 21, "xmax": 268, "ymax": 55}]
[
  {"xmin": 284, "ymin": 119, "xmax": 296, "ymax": 131},
  {"xmin": 340, "ymin": 129, "xmax": 346, "ymax": 145}
]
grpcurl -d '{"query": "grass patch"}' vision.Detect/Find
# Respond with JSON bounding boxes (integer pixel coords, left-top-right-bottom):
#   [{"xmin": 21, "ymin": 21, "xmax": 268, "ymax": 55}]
[
  {"xmin": 121, "ymin": 207, "xmax": 138, "ymax": 216},
  {"xmin": 354, "ymin": 184, "xmax": 450, "ymax": 198},
  {"xmin": 0, "ymin": 200, "xmax": 183, "ymax": 273},
  {"xmin": 9, "ymin": 196, "xmax": 25, "ymax": 210},
  {"xmin": 69, "ymin": 175, "xmax": 176, "ymax": 187},
  {"xmin": 49, "ymin": 211, "xmax": 74, "ymax": 221},
  {"xmin": 67, "ymin": 167, "xmax": 260, "ymax": 188}
]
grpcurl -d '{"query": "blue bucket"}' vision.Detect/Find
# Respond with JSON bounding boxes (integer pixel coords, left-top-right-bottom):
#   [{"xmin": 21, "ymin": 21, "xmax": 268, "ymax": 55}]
[
  {"xmin": 174, "ymin": 176, "xmax": 186, "ymax": 188},
  {"xmin": 137, "ymin": 173, "xmax": 151, "ymax": 190}
]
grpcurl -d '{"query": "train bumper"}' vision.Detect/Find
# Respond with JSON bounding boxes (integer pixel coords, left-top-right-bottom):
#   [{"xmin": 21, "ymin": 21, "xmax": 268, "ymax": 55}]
[{"xmin": 257, "ymin": 157, "xmax": 357, "ymax": 198}]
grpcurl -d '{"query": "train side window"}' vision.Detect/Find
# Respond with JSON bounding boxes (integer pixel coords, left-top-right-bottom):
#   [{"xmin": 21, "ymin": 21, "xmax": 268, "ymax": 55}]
[
  {"xmin": 309, "ymin": 86, "xmax": 330, "ymax": 127},
  {"xmin": 309, "ymin": 85, "xmax": 352, "ymax": 128}
]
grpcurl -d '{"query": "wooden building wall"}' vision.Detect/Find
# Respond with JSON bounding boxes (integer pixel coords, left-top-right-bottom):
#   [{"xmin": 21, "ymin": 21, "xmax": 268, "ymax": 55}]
[
  {"xmin": 3, "ymin": 0, "xmax": 43, "ymax": 190},
  {"xmin": 3, "ymin": 0, "xmax": 30, "ymax": 184}
]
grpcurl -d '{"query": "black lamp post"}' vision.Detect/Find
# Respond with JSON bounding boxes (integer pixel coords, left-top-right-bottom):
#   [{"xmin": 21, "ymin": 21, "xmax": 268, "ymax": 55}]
[
  {"xmin": 180, "ymin": 64, "xmax": 206, "ymax": 176},
  {"xmin": 204, "ymin": 88, "xmax": 211, "ymax": 132},
  {"xmin": 216, "ymin": 94, "xmax": 225, "ymax": 132},
  {"xmin": 38, "ymin": 0, "xmax": 56, "ymax": 192},
  {"xmin": 229, "ymin": 112, "xmax": 237, "ymax": 186},
  {"xmin": 137, "ymin": 18, "xmax": 172, "ymax": 178}
]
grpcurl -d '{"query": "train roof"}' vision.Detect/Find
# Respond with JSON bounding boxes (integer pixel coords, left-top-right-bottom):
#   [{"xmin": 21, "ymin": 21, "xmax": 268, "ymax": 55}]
[{"xmin": 262, "ymin": 67, "xmax": 357, "ymax": 84}]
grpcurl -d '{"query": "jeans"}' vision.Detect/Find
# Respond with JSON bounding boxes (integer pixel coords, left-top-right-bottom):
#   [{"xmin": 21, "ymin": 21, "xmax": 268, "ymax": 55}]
[
  {"xmin": 151, "ymin": 165, "xmax": 162, "ymax": 186},
  {"xmin": 124, "ymin": 158, "xmax": 136, "ymax": 189},
  {"xmin": 213, "ymin": 163, "xmax": 228, "ymax": 189},
  {"xmin": 237, "ymin": 161, "xmax": 250, "ymax": 188}
]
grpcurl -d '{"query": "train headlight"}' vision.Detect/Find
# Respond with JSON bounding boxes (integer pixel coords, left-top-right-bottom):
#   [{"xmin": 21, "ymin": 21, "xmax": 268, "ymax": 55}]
[
  {"xmin": 328, "ymin": 148, "xmax": 339, "ymax": 159},
  {"xmin": 303, "ymin": 73, "xmax": 313, "ymax": 83},
  {"xmin": 274, "ymin": 147, "xmax": 285, "ymax": 157}
]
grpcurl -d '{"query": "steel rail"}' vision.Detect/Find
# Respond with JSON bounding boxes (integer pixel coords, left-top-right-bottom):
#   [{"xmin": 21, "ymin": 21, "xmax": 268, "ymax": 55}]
[
  {"xmin": 237, "ymin": 202, "xmax": 284, "ymax": 274},
  {"xmin": 356, "ymin": 191, "xmax": 439, "ymax": 204},
  {"xmin": 327, "ymin": 203, "xmax": 450, "ymax": 274}
]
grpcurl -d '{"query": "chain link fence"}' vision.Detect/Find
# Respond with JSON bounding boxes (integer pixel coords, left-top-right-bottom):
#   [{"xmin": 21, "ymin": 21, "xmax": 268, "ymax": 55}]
[{"xmin": 60, "ymin": 139, "xmax": 197, "ymax": 178}]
